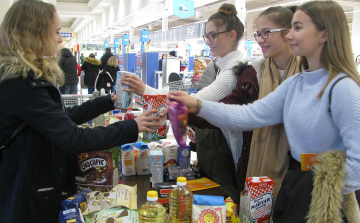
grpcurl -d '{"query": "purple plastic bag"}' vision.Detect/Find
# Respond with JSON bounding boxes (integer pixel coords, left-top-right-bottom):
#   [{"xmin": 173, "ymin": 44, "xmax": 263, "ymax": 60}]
[{"xmin": 168, "ymin": 96, "xmax": 188, "ymax": 149}]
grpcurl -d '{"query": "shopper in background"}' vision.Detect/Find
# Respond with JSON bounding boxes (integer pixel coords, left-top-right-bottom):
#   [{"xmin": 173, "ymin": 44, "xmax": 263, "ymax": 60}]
[
  {"xmin": 80, "ymin": 53, "xmax": 85, "ymax": 64},
  {"xmin": 59, "ymin": 47, "xmax": 79, "ymax": 94},
  {"xmin": 121, "ymin": 3, "xmax": 247, "ymax": 203},
  {"xmin": 101, "ymin": 47, "xmax": 113, "ymax": 68},
  {"xmin": 0, "ymin": 1, "xmax": 160, "ymax": 222},
  {"xmin": 81, "ymin": 53, "xmax": 102, "ymax": 94},
  {"xmin": 171, "ymin": 1, "xmax": 360, "ymax": 222},
  {"xmin": 169, "ymin": 50, "xmax": 177, "ymax": 57},
  {"xmin": 158, "ymin": 53, "xmax": 167, "ymax": 71},
  {"xmin": 179, "ymin": 56, "xmax": 187, "ymax": 72},
  {"xmin": 103, "ymin": 55, "xmax": 120, "ymax": 93}
]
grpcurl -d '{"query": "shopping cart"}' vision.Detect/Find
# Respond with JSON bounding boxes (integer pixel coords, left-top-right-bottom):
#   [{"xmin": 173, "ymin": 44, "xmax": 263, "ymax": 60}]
[
  {"xmin": 165, "ymin": 72, "xmax": 201, "ymax": 94},
  {"xmin": 62, "ymin": 94, "xmax": 93, "ymax": 108}
]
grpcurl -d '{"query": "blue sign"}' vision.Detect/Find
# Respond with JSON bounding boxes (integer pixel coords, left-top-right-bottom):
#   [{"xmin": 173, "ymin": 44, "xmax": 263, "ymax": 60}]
[
  {"xmin": 104, "ymin": 41, "xmax": 109, "ymax": 49},
  {"xmin": 60, "ymin": 32, "xmax": 72, "ymax": 38},
  {"xmin": 173, "ymin": 0, "xmax": 194, "ymax": 19},
  {"xmin": 245, "ymin": 41, "xmax": 253, "ymax": 59},
  {"xmin": 122, "ymin": 35, "xmax": 129, "ymax": 46},
  {"xmin": 140, "ymin": 30, "xmax": 149, "ymax": 43},
  {"xmin": 114, "ymin": 38, "xmax": 120, "ymax": 48}
]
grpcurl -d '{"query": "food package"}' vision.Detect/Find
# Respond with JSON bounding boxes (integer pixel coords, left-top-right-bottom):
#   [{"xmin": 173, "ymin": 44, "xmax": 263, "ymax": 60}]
[
  {"xmin": 59, "ymin": 207, "xmax": 85, "ymax": 223},
  {"xmin": 240, "ymin": 177, "xmax": 274, "ymax": 223},
  {"xmin": 178, "ymin": 145, "xmax": 191, "ymax": 167},
  {"xmin": 133, "ymin": 141, "xmax": 150, "ymax": 175},
  {"xmin": 83, "ymin": 208, "xmax": 139, "ymax": 223},
  {"xmin": 156, "ymin": 182, "xmax": 177, "ymax": 214},
  {"xmin": 225, "ymin": 197, "xmax": 240, "ymax": 223},
  {"xmin": 142, "ymin": 94, "xmax": 168, "ymax": 141},
  {"xmin": 83, "ymin": 184, "xmax": 137, "ymax": 215},
  {"xmin": 61, "ymin": 190, "xmax": 92, "ymax": 210},
  {"xmin": 150, "ymin": 149, "xmax": 163, "ymax": 188},
  {"xmin": 114, "ymin": 71, "xmax": 135, "ymax": 109},
  {"xmin": 148, "ymin": 141, "xmax": 164, "ymax": 151},
  {"xmin": 75, "ymin": 147, "xmax": 119, "ymax": 192},
  {"xmin": 163, "ymin": 143, "xmax": 178, "ymax": 168},
  {"xmin": 167, "ymin": 97, "xmax": 188, "ymax": 149},
  {"xmin": 120, "ymin": 144, "xmax": 136, "ymax": 176},
  {"xmin": 192, "ymin": 194, "xmax": 227, "ymax": 223}
]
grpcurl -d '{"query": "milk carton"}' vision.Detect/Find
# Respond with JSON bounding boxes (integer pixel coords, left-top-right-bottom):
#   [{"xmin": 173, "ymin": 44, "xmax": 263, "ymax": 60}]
[
  {"xmin": 240, "ymin": 176, "xmax": 274, "ymax": 223},
  {"xmin": 114, "ymin": 71, "xmax": 135, "ymax": 109},
  {"xmin": 150, "ymin": 149, "xmax": 164, "ymax": 188}
]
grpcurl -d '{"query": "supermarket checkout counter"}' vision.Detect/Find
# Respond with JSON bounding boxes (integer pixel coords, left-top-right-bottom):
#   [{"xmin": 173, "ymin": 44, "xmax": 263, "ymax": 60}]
[{"xmin": 122, "ymin": 175, "xmax": 236, "ymax": 208}]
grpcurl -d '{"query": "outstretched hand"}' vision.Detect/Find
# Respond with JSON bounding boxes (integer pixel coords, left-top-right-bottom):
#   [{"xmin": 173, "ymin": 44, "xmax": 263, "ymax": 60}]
[
  {"xmin": 110, "ymin": 92, "xmax": 117, "ymax": 102},
  {"xmin": 169, "ymin": 91, "xmax": 200, "ymax": 113},
  {"xmin": 134, "ymin": 109, "xmax": 161, "ymax": 133},
  {"xmin": 121, "ymin": 74, "xmax": 146, "ymax": 96}
]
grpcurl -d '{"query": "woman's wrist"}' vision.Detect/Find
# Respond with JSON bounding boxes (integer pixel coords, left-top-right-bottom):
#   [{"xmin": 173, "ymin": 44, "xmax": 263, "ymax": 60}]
[{"xmin": 195, "ymin": 99, "xmax": 202, "ymax": 114}]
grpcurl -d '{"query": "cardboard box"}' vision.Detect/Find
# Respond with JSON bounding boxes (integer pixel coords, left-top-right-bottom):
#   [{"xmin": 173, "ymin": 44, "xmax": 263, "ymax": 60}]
[
  {"xmin": 150, "ymin": 149, "xmax": 164, "ymax": 188},
  {"xmin": 142, "ymin": 94, "xmax": 168, "ymax": 142},
  {"xmin": 240, "ymin": 177, "xmax": 274, "ymax": 223},
  {"xmin": 75, "ymin": 147, "xmax": 119, "ymax": 192},
  {"xmin": 114, "ymin": 71, "xmax": 135, "ymax": 109}
]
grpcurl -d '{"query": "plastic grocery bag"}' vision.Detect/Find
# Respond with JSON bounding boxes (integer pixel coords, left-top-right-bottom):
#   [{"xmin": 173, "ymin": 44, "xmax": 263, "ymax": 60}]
[{"xmin": 167, "ymin": 96, "xmax": 188, "ymax": 149}]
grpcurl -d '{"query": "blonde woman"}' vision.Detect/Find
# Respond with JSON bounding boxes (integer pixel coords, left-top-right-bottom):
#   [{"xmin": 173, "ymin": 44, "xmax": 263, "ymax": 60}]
[
  {"xmin": 171, "ymin": 1, "xmax": 360, "ymax": 221},
  {"xmin": 103, "ymin": 55, "xmax": 120, "ymax": 92},
  {"xmin": 0, "ymin": 0, "xmax": 159, "ymax": 222}
]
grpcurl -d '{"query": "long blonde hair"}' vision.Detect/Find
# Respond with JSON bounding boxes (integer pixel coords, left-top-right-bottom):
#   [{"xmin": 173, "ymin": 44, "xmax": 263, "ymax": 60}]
[
  {"xmin": 298, "ymin": 1, "xmax": 360, "ymax": 97},
  {"xmin": 107, "ymin": 56, "xmax": 119, "ymax": 67},
  {"xmin": 0, "ymin": 0, "xmax": 63, "ymax": 85}
]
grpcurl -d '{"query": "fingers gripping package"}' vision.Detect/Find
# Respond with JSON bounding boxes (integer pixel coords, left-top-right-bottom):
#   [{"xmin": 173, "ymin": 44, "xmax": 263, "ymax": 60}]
[
  {"xmin": 115, "ymin": 71, "xmax": 135, "ymax": 109},
  {"xmin": 167, "ymin": 97, "xmax": 188, "ymax": 149},
  {"xmin": 142, "ymin": 94, "xmax": 168, "ymax": 141}
]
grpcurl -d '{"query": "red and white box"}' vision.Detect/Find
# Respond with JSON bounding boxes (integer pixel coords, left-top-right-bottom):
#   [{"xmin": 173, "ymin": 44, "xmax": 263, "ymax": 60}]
[
  {"xmin": 240, "ymin": 176, "xmax": 274, "ymax": 223},
  {"xmin": 142, "ymin": 94, "xmax": 168, "ymax": 141}
]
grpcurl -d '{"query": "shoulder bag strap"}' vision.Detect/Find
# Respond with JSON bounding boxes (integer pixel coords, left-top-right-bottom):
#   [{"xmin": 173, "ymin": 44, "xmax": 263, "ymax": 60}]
[
  {"xmin": 328, "ymin": 76, "xmax": 348, "ymax": 114},
  {"xmin": 0, "ymin": 122, "xmax": 27, "ymax": 150}
]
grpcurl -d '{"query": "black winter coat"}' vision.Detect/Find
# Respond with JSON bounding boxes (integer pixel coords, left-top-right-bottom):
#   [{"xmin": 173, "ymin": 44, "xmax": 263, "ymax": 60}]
[
  {"xmin": 59, "ymin": 48, "xmax": 79, "ymax": 85},
  {"xmin": 0, "ymin": 70, "xmax": 138, "ymax": 223},
  {"xmin": 103, "ymin": 64, "xmax": 120, "ymax": 83},
  {"xmin": 101, "ymin": 52, "xmax": 114, "ymax": 67},
  {"xmin": 81, "ymin": 57, "xmax": 102, "ymax": 86}
]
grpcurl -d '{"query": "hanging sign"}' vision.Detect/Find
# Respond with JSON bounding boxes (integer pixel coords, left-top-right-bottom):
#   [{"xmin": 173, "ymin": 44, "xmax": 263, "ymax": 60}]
[
  {"xmin": 140, "ymin": 30, "xmax": 149, "ymax": 43},
  {"xmin": 104, "ymin": 41, "xmax": 109, "ymax": 49},
  {"xmin": 122, "ymin": 35, "xmax": 129, "ymax": 46},
  {"xmin": 173, "ymin": 0, "xmax": 194, "ymax": 19},
  {"xmin": 114, "ymin": 37, "xmax": 120, "ymax": 48}
]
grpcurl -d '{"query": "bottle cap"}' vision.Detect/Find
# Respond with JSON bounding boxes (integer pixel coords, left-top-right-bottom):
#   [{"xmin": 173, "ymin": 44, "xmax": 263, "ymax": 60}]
[
  {"xmin": 127, "ymin": 107, "xmax": 132, "ymax": 111},
  {"xmin": 147, "ymin": 190, "xmax": 158, "ymax": 201},
  {"xmin": 177, "ymin": 177, "xmax": 187, "ymax": 186}
]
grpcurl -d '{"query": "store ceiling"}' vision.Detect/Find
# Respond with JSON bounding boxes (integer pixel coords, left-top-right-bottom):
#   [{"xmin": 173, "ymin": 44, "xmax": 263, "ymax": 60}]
[{"xmin": 52, "ymin": 0, "xmax": 360, "ymax": 43}]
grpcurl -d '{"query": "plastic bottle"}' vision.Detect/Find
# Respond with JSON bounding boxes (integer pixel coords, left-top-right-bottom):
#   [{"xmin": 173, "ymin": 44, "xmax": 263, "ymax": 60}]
[
  {"xmin": 139, "ymin": 190, "xmax": 166, "ymax": 223},
  {"xmin": 124, "ymin": 107, "xmax": 135, "ymax": 120},
  {"xmin": 169, "ymin": 177, "xmax": 193, "ymax": 222}
]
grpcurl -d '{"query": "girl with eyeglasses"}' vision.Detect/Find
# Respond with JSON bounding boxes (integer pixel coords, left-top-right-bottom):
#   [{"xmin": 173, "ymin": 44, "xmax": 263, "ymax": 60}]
[{"xmin": 171, "ymin": 1, "xmax": 360, "ymax": 222}]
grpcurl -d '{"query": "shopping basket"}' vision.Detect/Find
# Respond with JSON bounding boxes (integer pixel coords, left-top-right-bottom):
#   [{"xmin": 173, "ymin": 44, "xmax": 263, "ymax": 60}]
[
  {"xmin": 165, "ymin": 72, "xmax": 201, "ymax": 94},
  {"xmin": 62, "ymin": 94, "xmax": 93, "ymax": 108}
]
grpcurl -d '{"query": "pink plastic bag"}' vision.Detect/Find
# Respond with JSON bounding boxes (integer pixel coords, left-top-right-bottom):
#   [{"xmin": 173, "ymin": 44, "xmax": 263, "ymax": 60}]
[{"xmin": 168, "ymin": 96, "xmax": 188, "ymax": 149}]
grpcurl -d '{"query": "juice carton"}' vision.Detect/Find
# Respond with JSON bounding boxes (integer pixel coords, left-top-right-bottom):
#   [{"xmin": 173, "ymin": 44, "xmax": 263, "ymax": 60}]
[
  {"xmin": 178, "ymin": 145, "xmax": 191, "ymax": 167},
  {"xmin": 114, "ymin": 71, "xmax": 135, "ymax": 109},
  {"xmin": 240, "ymin": 177, "xmax": 274, "ymax": 223},
  {"xmin": 300, "ymin": 153, "xmax": 318, "ymax": 171},
  {"xmin": 150, "ymin": 149, "xmax": 164, "ymax": 188},
  {"xmin": 142, "ymin": 94, "xmax": 168, "ymax": 142}
]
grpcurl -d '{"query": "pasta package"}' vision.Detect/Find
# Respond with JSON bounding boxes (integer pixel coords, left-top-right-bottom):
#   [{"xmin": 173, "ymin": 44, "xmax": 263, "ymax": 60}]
[
  {"xmin": 167, "ymin": 97, "xmax": 188, "ymax": 149},
  {"xmin": 192, "ymin": 194, "xmax": 227, "ymax": 223}
]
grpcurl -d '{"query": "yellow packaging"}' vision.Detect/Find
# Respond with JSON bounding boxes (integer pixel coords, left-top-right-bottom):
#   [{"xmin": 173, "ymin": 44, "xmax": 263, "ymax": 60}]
[{"xmin": 225, "ymin": 197, "xmax": 240, "ymax": 223}]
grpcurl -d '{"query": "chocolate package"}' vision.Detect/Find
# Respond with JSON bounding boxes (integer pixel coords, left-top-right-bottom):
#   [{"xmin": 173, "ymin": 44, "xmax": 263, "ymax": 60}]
[
  {"xmin": 167, "ymin": 97, "xmax": 188, "ymax": 149},
  {"xmin": 76, "ymin": 147, "xmax": 119, "ymax": 192}
]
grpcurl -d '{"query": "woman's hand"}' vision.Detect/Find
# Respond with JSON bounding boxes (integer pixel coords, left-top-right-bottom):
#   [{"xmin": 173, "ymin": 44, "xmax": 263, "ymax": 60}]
[
  {"xmin": 134, "ymin": 109, "xmax": 161, "ymax": 133},
  {"xmin": 110, "ymin": 92, "xmax": 117, "ymax": 102},
  {"xmin": 169, "ymin": 91, "xmax": 200, "ymax": 113},
  {"xmin": 121, "ymin": 74, "xmax": 146, "ymax": 96}
]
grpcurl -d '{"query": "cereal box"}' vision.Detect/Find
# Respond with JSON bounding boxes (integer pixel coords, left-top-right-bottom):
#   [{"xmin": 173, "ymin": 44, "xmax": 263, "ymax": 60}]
[
  {"xmin": 75, "ymin": 147, "xmax": 119, "ymax": 192},
  {"xmin": 240, "ymin": 177, "xmax": 274, "ymax": 223},
  {"xmin": 142, "ymin": 94, "xmax": 168, "ymax": 141}
]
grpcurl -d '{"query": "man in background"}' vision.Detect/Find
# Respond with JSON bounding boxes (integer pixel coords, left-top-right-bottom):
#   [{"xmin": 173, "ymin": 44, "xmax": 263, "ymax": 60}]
[
  {"xmin": 59, "ymin": 48, "xmax": 78, "ymax": 94},
  {"xmin": 101, "ymin": 47, "xmax": 113, "ymax": 67}
]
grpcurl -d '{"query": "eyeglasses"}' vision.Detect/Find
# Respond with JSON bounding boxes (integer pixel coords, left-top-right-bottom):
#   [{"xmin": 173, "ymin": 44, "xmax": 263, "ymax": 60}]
[
  {"xmin": 253, "ymin": 28, "xmax": 288, "ymax": 41},
  {"xmin": 203, "ymin": 30, "xmax": 230, "ymax": 42}
]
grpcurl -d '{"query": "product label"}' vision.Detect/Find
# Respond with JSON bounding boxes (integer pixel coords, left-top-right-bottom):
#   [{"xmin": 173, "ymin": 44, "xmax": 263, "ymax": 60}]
[{"xmin": 80, "ymin": 158, "xmax": 106, "ymax": 171}]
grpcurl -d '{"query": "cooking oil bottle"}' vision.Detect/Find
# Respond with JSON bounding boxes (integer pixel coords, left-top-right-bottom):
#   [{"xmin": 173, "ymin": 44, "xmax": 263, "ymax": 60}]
[
  {"xmin": 139, "ymin": 190, "xmax": 166, "ymax": 223},
  {"xmin": 168, "ymin": 177, "xmax": 193, "ymax": 222}
]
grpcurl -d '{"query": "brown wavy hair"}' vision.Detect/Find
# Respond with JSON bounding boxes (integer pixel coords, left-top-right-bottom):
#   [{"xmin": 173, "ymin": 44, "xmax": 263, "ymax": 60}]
[
  {"xmin": 298, "ymin": 1, "xmax": 360, "ymax": 97},
  {"xmin": 208, "ymin": 3, "xmax": 244, "ymax": 45},
  {"xmin": 0, "ymin": 0, "xmax": 64, "ymax": 85}
]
